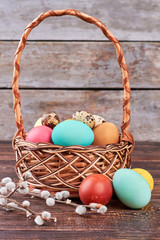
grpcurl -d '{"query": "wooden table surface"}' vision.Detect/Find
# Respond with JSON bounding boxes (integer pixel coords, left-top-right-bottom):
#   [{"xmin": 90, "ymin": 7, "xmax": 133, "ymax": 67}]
[{"xmin": 0, "ymin": 141, "xmax": 160, "ymax": 240}]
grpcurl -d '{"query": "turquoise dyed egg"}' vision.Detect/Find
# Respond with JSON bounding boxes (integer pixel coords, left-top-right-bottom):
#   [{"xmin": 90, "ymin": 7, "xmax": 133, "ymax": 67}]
[
  {"xmin": 113, "ymin": 169, "xmax": 151, "ymax": 209},
  {"xmin": 51, "ymin": 120, "xmax": 94, "ymax": 146}
]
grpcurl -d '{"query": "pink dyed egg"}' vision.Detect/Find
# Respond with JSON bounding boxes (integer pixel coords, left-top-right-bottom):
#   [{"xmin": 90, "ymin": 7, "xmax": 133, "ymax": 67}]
[{"xmin": 26, "ymin": 126, "xmax": 52, "ymax": 143}]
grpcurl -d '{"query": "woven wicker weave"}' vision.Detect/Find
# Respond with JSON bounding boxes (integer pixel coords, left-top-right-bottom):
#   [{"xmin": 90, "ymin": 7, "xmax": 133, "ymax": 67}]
[{"xmin": 12, "ymin": 9, "xmax": 134, "ymax": 196}]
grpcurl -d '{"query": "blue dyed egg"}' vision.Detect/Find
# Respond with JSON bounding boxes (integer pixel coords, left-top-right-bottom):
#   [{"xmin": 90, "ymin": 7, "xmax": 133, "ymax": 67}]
[
  {"xmin": 113, "ymin": 169, "xmax": 151, "ymax": 209},
  {"xmin": 51, "ymin": 120, "xmax": 94, "ymax": 146}
]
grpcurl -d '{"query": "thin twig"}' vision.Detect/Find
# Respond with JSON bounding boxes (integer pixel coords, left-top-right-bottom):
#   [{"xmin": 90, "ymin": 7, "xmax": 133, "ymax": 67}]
[
  {"xmin": 0, "ymin": 194, "xmax": 38, "ymax": 216},
  {"xmin": 27, "ymin": 191, "xmax": 95, "ymax": 210},
  {"xmin": 6, "ymin": 185, "xmax": 19, "ymax": 198}
]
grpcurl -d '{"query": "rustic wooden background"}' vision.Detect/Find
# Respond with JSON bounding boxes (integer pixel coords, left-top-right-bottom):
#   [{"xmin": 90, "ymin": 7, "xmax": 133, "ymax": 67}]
[{"xmin": 0, "ymin": 0, "xmax": 160, "ymax": 141}]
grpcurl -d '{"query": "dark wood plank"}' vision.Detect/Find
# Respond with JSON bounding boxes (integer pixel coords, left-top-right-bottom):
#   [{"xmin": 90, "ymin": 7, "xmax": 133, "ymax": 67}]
[
  {"xmin": 0, "ymin": 230, "xmax": 160, "ymax": 240},
  {"xmin": 0, "ymin": 41, "xmax": 160, "ymax": 88},
  {"xmin": 0, "ymin": 142, "xmax": 160, "ymax": 240},
  {"xmin": 0, "ymin": 0, "xmax": 160, "ymax": 41},
  {"xmin": 0, "ymin": 90, "xmax": 160, "ymax": 141}
]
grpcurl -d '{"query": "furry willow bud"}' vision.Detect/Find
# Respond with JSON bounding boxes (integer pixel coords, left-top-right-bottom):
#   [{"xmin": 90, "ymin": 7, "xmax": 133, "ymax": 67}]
[
  {"xmin": 22, "ymin": 200, "xmax": 30, "ymax": 207},
  {"xmin": 0, "ymin": 197, "xmax": 7, "ymax": 206},
  {"xmin": 19, "ymin": 181, "xmax": 28, "ymax": 189},
  {"xmin": 46, "ymin": 197, "xmax": 55, "ymax": 207},
  {"xmin": 55, "ymin": 192, "xmax": 63, "ymax": 200},
  {"xmin": 33, "ymin": 189, "xmax": 41, "ymax": 194},
  {"xmin": 24, "ymin": 172, "xmax": 32, "ymax": 180},
  {"xmin": 75, "ymin": 205, "xmax": 87, "ymax": 215},
  {"xmin": 34, "ymin": 215, "xmax": 44, "ymax": 225},
  {"xmin": 1, "ymin": 177, "xmax": 12, "ymax": 184},
  {"xmin": 18, "ymin": 187, "xmax": 29, "ymax": 194},
  {"xmin": 97, "ymin": 205, "xmax": 107, "ymax": 214},
  {"xmin": 0, "ymin": 187, "xmax": 8, "ymax": 195},
  {"xmin": 41, "ymin": 190, "xmax": 50, "ymax": 199},
  {"xmin": 42, "ymin": 211, "xmax": 51, "ymax": 220},
  {"xmin": 61, "ymin": 191, "xmax": 70, "ymax": 199},
  {"xmin": 6, "ymin": 182, "xmax": 16, "ymax": 191}
]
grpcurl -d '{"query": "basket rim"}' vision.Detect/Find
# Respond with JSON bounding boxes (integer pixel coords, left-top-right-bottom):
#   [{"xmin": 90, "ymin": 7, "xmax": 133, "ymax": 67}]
[{"xmin": 13, "ymin": 135, "xmax": 134, "ymax": 154}]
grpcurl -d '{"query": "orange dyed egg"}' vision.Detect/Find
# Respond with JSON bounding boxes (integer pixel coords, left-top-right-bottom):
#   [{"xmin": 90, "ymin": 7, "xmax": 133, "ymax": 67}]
[{"xmin": 93, "ymin": 122, "xmax": 119, "ymax": 146}]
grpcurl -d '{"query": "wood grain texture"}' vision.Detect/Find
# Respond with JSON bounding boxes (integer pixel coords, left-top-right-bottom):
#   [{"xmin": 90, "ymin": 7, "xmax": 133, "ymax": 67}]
[
  {"xmin": 0, "ymin": 90, "xmax": 159, "ymax": 141},
  {"xmin": 0, "ymin": 41, "xmax": 160, "ymax": 88},
  {"xmin": 0, "ymin": 0, "xmax": 160, "ymax": 41},
  {"xmin": 0, "ymin": 141, "xmax": 160, "ymax": 240}
]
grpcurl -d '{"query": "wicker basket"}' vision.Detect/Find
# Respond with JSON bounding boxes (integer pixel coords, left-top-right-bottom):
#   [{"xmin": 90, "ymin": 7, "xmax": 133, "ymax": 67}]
[{"xmin": 12, "ymin": 9, "xmax": 134, "ymax": 197}]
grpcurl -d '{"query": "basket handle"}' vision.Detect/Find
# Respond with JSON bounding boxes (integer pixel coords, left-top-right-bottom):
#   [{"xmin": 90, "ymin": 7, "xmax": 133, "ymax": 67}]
[{"xmin": 12, "ymin": 9, "xmax": 134, "ymax": 144}]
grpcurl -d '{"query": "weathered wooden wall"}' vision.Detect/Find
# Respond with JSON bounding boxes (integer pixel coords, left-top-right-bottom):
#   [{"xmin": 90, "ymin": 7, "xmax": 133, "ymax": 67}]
[
  {"xmin": 0, "ymin": 0, "xmax": 160, "ymax": 141},
  {"xmin": 0, "ymin": 0, "xmax": 160, "ymax": 41}
]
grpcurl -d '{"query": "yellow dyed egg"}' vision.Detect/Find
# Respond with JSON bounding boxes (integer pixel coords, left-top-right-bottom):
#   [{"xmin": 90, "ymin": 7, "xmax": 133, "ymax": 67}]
[
  {"xmin": 34, "ymin": 117, "xmax": 42, "ymax": 127},
  {"xmin": 132, "ymin": 168, "xmax": 154, "ymax": 192}
]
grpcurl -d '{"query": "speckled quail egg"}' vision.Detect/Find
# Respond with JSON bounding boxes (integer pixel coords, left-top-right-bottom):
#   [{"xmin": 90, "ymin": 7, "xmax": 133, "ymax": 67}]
[
  {"xmin": 72, "ymin": 111, "xmax": 95, "ymax": 129},
  {"xmin": 93, "ymin": 115, "xmax": 106, "ymax": 128},
  {"xmin": 41, "ymin": 112, "xmax": 60, "ymax": 129}
]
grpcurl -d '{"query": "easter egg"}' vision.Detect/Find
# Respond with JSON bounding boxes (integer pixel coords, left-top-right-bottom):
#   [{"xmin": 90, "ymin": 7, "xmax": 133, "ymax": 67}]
[
  {"xmin": 93, "ymin": 122, "xmax": 119, "ymax": 146},
  {"xmin": 132, "ymin": 168, "xmax": 154, "ymax": 192},
  {"xmin": 34, "ymin": 117, "xmax": 42, "ymax": 127},
  {"xmin": 72, "ymin": 111, "xmax": 95, "ymax": 129},
  {"xmin": 41, "ymin": 112, "xmax": 60, "ymax": 129},
  {"xmin": 79, "ymin": 174, "xmax": 113, "ymax": 205},
  {"xmin": 51, "ymin": 120, "xmax": 94, "ymax": 146},
  {"xmin": 113, "ymin": 169, "xmax": 151, "ymax": 209},
  {"xmin": 26, "ymin": 126, "xmax": 52, "ymax": 143},
  {"xmin": 93, "ymin": 115, "xmax": 106, "ymax": 128}
]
